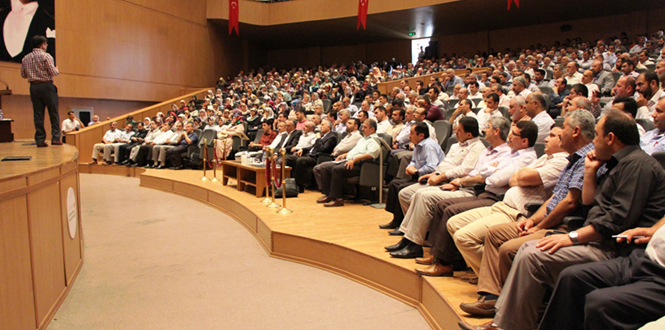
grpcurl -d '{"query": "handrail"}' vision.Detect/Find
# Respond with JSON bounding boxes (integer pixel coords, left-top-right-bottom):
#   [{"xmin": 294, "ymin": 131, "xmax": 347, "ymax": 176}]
[
  {"xmin": 376, "ymin": 68, "xmax": 488, "ymax": 95},
  {"xmin": 67, "ymin": 88, "xmax": 211, "ymax": 163}
]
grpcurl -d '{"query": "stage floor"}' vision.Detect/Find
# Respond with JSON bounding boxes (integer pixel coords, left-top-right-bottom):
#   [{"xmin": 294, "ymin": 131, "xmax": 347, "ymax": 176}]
[{"xmin": 125, "ymin": 167, "xmax": 492, "ymax": 330}]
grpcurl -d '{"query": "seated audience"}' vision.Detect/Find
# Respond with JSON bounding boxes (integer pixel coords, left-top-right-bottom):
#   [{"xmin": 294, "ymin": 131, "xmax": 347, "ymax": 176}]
[
  {"xmin": 90, "ymin": 121, "xmax": 122, "ymax": 164},
  {"xmin": 641, "ymin": 98, "xmax": 665, "ymax": 154}
]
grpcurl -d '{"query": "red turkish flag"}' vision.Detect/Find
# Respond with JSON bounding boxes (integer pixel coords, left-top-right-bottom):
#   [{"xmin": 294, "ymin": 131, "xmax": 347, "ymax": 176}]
[
  {"xmin": 357, "ymin": 0, "xmax": 368, "ymax": 30},
  {"xmin": 229, "ymin": 0, "xmax": 239, "ymax": 36},
  {"xmin": 507, "ymin": 0, "xmax": 520, "ymax": 10}
]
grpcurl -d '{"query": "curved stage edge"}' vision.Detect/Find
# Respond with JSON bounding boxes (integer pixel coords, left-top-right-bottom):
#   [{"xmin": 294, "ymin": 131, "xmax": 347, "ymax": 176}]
[{"xmin": 79, "ymin": 165, "xmax": 491, "ymax": 330}]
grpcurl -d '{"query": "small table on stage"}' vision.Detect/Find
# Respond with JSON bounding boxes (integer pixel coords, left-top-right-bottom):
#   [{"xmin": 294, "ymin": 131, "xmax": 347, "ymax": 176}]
[{"xmin": 221, "ymin": 160, "xmax": 291, "ymax": 197}]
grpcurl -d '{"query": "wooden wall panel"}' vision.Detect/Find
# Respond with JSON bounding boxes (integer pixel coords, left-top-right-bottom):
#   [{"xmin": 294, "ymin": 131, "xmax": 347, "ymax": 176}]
[
  {"xmin": 27, "ymin": 183, "xmax": 66, "ymax": 328},
  {"xmin": 0, "ymin": 196, "xmax": 36, "ymax": 330}
]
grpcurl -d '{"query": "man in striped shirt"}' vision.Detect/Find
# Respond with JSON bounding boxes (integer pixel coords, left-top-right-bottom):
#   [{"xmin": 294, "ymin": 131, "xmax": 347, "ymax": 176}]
[{"xmin": 20, "ymin": 35, "xmax": 59, "ymax": 147}]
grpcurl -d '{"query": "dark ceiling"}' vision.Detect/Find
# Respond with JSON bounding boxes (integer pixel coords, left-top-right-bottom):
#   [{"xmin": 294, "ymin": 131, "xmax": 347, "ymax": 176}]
[{"xmin": 210, "ymin": 0, "xmax": 665, "ymax": 50}]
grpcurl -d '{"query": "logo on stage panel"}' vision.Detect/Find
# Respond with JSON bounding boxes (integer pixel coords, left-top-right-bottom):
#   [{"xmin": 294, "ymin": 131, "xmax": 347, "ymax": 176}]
[{"xmin": 67, "ymin": 186, "xmax": 77, "ymax": 239}]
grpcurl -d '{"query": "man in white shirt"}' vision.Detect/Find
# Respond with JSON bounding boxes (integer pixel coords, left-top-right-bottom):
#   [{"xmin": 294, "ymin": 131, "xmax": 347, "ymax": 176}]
[
  {"xmin": 331, "ymin": 118, "xmax": 363, "ymax": 157},
  {"xmin": 333, "ymin": 109, "xmax": 351, "ymax": 133},
  {"xmin": 581, "ymin": 69, "xmax": 600, "ymax": 96},
  {"xmin": 90, "ymin": 121, "xmax": 122, "ymax": 164},
  {"xmin": 61, "ymin": 111, "xmax": 83, "ymax": 143},
  {"xmin": 508, "ymin": 96, "xmax": 531, "ymax": 127},
  {"xmin": 511, "ymin": 76, "xmax": 532, "ymax": 100},
  {"xmin": 373, "ymin": 105, "xmax": 391, "ymax": 134},
  {"xmin": 88, "ymin": 115, "xmax": 100, "ymax": 126},
  {"xmin": 386, "ymin": 117, "xmax": 513, "ymax": 258},
  {"xmin": 268, "ymin": 121, "xmax": 288, "ymax": 150},
  {"xmin": 636, "ymin": 72, "xmax": 664, "ymax": 118},
  {"xmin": 450, "ymin": 99, "xmax": 477, "ymax": 129},
  {"xmin": 103, "ymin": 122, "xmax": 135, "ymax": 164},
  {"xmin": 150, "ymin": 121, "xmax": 184, "ymax": 168},
  {"xmin": 127, "ymin": 121, "xmax": 161, "ymax": 166},
  {"xmin": 291, "ymin": 121, "xmax": 317, "ymax": 154},
  {"xmin": 641, "ymin": 98, "xmax": 665, "ymax": 155},
  {"xmin": 468, "ymin": 82, "xmax": 483, "ymax": 100},
  {"xmin": 525, "ymin": 92, "xmax": 556, "ymax": 142},
  {"xmin": 476, "ymin": 93, "xmax": 503, "ymax": 134},
  {"xmin": 564, "ymin": 62, "xmax": 583, "ymax": 85}
]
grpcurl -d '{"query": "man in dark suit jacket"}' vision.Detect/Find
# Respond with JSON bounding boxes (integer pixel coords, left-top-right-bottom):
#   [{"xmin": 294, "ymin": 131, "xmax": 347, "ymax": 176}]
[
  {"xmin": 276, "ymin": 119, "xmax": 302, "ymax": 154},
  {"xmin": 287, "ymin": 119, "xmax": 338, "ymax": 192}
]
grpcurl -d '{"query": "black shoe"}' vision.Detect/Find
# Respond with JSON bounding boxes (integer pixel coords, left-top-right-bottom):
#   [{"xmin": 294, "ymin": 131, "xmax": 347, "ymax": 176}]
[
  {"xmin": 144, "ymin": 164, "xmax": 152, "ymax": 169},
  {"xmin": 170, "ymin": 166, "xmax": 183, "ymax": 170},
  {"xmin": 131, "ymin": 163, "xmax": 140, "ymax": 167},
  {"xmin": 155, "ymin": 165, "xmax": 166, "ymax": 169},
  {"xmin": 379, "ymin": 219, "xmax": 401, "ymax": 230},
  {"xmin": 298, "ymin": 186, "xmax": 305, "ymax": 193},
  {"xmin": 385, "ymin": 238, "xmax": 410, "ymax": 252},
  {"xmin": 390, "ymin": 243, "xmax": 423, "ymax": 259},
  {"xmin": 389, "ymin": 229, "xmax": 404, "ymax": 236}
]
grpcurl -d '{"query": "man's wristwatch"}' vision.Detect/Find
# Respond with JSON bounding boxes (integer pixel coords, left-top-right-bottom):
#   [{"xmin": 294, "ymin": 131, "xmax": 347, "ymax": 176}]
[
  {"xmin": 568, "ymin": 231, "xmax": 580, "ymax": 245},
  {"xmin": 414, "ymin": 169, "xmax": 420, "ymax": 176}
]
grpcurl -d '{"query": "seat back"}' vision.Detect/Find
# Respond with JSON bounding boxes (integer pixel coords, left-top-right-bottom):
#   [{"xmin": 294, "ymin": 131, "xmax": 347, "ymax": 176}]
[
  {"xmin": 540, "ymin": 86, "xmax": 553, "ymax": 96},
  {"xmin": 534, "ymin": 142, "xmax": 545, "ymax": 158},
  {"xmin": 480, "ymin": 138, "xmax": 491, "ymax": 148},
  {"xmin": 554, "ymin": 117, "xmax": 565, "ymax": 127},
  {"xmin": 254, "ymin": 129, "xmax": 264, "ymax": 143},
  {"xmin": 611, "ymin": 72, "xmax": 622, "ymax": 87},
  {"xmin": 447, "ymin": 99, "xmax": 459, "ymax": 110},
  {"xmin": 652, "ymin": 151, "xmax": 665, "ymax": 170},
  {"xmin": 498, "ymin": 106, "xmax": 510, "ymax": 120},
  {"xmin": 322, "ymin": 99, "xmax": 332, "ymax": 113},
  {"xmin": 543, "ymin": 93, "xmax": 551, "ymax": 111},
  {"xmin": 469, "ymin": 98, "xmax": 483, "ymax": 107},
  {"xmin": 445, "ymin": 136, "xmax": 458, "ymax": 154},
  {"xmin": 636, "ymin": 119, "xmax": 655, "ymax": 132},
  {"xmin": 432, "ymin": 120, "xmax": 453, "ymax": 147}
]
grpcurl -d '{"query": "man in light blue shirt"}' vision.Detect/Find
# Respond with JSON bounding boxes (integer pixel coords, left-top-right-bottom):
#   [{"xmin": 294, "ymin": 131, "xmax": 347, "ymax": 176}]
[
  {"xmin": 640, "ymin": 98, "xmax": 665, "ymax": 155},
  {"xmin": 314, "ymin": 119, "xmax": 381, "ymax": 207},
  {"xmin": 382, "ymin": 121, "xmax": 446, "ymax": 229}
]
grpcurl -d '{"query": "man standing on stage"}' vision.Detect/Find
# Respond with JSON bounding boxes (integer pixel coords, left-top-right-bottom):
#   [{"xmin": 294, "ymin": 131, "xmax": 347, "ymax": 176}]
[{"xmin": 21, "ymin": 35, "xmax": 60, "ymax": 147}]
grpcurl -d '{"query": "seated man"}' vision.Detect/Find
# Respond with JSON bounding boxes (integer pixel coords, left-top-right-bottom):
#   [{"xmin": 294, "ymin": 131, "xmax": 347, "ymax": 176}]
[
  {"xmin": 290, "ymin": 119, "xmax": 338, "ymax": 192},
  {"xmin": 449, "ymin": 99, "xmax": 477, "ymax": 130},
  {"xmin": 458, "ymin": 110, "xmax": 595, "ymax": 318},
  {"xmin": 460, "ymin": 111, "xmax": 665, "ymax": 330},
  {"xmin": 90, "ymin": 121, "xmax": 122, "ymax": 164},
  {"xmin": 416, "ymin": 122, "xmax": 565, "ymax": 277},
  {"xmin": 289, "ymin": 121, "xmax": 317, "ymax": 155},
  {"xmin": 149, "ymin": 121, "xmax": 183, "ymax": 169},
  {"xmin": 61, "ymin": 111, "xmax": 83, "ymax": 143},
  {"xmin": 507, "ymin": 96, "xmax": 531, "ymax": 127},
  {"xmin": 640, "ymin": 98, "xmax": 665, "ymax": 155},
  {"xmin": 166, "ymin": 122, "xmax": 199, "ymax": 170},
  {"xmin": 373, "ymin": 106, "xmax": 391, "ymax": 134},
  {"xmin": 476, "ymin": 93, "xmax": 502, "ymax": 134},
  {"xmin": 333, "ymin": 109, "xmax": 351, "ymax": 133},
  {"xmin": 313, "ymin": 119, "xmax": 381, "ymax": 207},
  {"xmin": 382, "ymin": 121, "xmax": 447, "ymax": 229},
  {"xmin": 330, "ymin": 118, "xmax": 363, "ymax": 157},
  {"xmin": 385, "ymin": 117, "xmax": 513, "ymax": 258},
  {"xmin": 118, "ymin": 121, "xmax": 147, "ymax": 165},
  {"xmin": 525, "ymin": 92, "xmax": 556, "ymax": 143},
  {"xmin": 539, "ymin": 217, "xmax": 665, "ymax": 330},
  {"xmin": 102, "ymin": 123, "xmax": 135, "ymax": 165},
  {"xmin": 277, "ymin": 120, "xmax": 303, "ymax": 155},
  {"xmin": 126, "ymin": 121, "xmax": 161, "ymax": 166},
  {"xmin": 248, "ymin": 120, "xmax": 277, "ymax": 150},
  {"xmin": 386, "ymin": 108, "xmax": 405, "ymax": 140}
]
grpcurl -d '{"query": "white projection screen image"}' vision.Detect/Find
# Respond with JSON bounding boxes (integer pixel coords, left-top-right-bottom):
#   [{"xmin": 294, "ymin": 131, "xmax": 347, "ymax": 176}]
[{"xmin": 0, "ymin": 0, "xmax": 54, "ymax": 63}]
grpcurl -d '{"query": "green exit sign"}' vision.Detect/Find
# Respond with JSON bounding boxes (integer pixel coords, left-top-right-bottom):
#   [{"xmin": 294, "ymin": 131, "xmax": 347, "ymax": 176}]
[{"xmin": 408, "ymin": 32, "xmax": 416, "ymax": 36}]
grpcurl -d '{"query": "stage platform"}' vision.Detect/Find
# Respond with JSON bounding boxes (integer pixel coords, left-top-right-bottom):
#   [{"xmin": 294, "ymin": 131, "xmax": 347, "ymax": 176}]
[
  {"xmin": 1, "ymin": 141, "xmax": 84, "ymax": 330},
  {"xmin": 104, "ymin": 166, "xmax": 492, "ymax": 330}
]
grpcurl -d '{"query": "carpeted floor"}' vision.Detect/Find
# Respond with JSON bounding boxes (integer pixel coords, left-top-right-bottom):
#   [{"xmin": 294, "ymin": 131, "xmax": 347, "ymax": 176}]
[{"xmin": 48, "ymin": 174, "xmax": 430, "ymax": 330}]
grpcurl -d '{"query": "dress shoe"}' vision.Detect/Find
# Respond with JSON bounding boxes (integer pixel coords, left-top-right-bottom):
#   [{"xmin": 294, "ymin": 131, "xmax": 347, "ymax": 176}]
[
  {"xmin": 379, "ymin": 219, "xmax": 401, "ymax": 230},
  {"xmin": 170, "ymin": 166, "xmax": 183, "ymax": 170},
  {"xmin": 324, "ymin": 198, "xmax": 344, "ymax": 207},
  {"xmin": 458, "ymin": 321, "xmax": 501, "ymax": 330},
  {"xmin": 390, "ymin": 243, "xmax": 423, "ymax": 259},
  {"xmin": 51, "ymin": 141, "xmax": 63, "ymax": 145},
  {"xmin": 131, "ymin": 163, "xmax": 141, "ymax": 167},
  {"xmin": 88, "ymin": 159, "xmax": 97, "ymax": 165},
  {"xmin": 316, "ymin": 195, "xmax": 333, "ymax": 203},
  {"xmin": 37, "ymin": 142, "xmax": 48, "ymax": 148},
  {"xmin": 415, "ymin": 261, "xmax": 454, "ymax": 276},
  {"xmin": 297, "ymin": 186, "xmax": 304, "ymax": 193},
  {"xmin": 415, "ymin": 255, "xmax": 435, "ymax": 265},
  {"xmin": 388, "ymin": 229, "xmax": 404, "ymax": 236},
  {"xmin": 459, "ymin": 296, "xmax": 497, "ymax": 317},
  {"xmin": 154, "ymin": 165, "xmax": 166, "ymax": 169},
  {"xmin": 385, "ymin": 238, "xmax": 410, "ymax": 252}
]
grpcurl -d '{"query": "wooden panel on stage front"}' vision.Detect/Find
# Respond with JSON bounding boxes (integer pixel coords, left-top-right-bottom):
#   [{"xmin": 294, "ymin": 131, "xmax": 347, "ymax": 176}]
[
  {"xmin": 139, "ymin": 175, "xmax": 173, "ymax": 191},
  {"xmin": 422, "ymin": 277, "xmax": 463, "ymax": 330},
  {"xmin": 59, "ymin": 173, "xmax": 83, "ymax": 286},
  {"xmin": 27, "ymin": 183, "xmax": 66, "ymax": 328},
  {"xmin": 256, "ymin": 218, "xmax": 272, "ymax": 252},
  {"xmin": 174, "ymin": 182, "xmax": 208, "ymax": 203},
  {"xmin": 0, "ymin": 176, "xmax": 27, "ymax": 195},
  {"xmin": 0, "ymin": 196, "xmax": 36, "ymax": 330},
  {"xmin": 27, "ymin": 167, "xmax": 60, "ymax": 186}
]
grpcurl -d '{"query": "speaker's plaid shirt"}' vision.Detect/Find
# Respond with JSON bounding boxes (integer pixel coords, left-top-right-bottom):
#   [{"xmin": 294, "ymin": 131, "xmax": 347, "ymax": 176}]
[{"xmin": 20, "ymin": 48, "xmax": 58, "ymax": 83}]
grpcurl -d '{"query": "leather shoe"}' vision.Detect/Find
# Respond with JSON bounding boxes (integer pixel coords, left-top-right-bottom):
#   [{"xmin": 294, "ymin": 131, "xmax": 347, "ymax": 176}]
[
  {"xmin": 154, "ymin": 165, "xmax": 166, "ymax": 169},
  {"xmin": 297, "ymin": 186, "xmax": 305, "ymax": 193},
  {"xmin": 324, "ymin": 198, "xmax": 344, "ymax": 207},
  {"xmin": 379, "ymin": 219, "xmax": 401, "ymax": 229},
  {"xmin": 388, "ymin": 229, "xmax": 404, "ymax": 236},
  {"xmin": 37, "ymin": 142, "xmax": 48, "ymax": 148},
  {"xmin": 415, "ymin": 255, "xmax": 435, "ymax": 265},
  {"xmin": 385, "ymin": 238, "xmax": 410, "ymax": 252},
  {"xmin": 415, "ymin": 261, "xmax": 454, "ymax": 277},
  {"xmin": 51, "ymin": 141, "xmax": 63, "ymax": 145},
  {"xmin": 317, "ymin": 195, "xmax": 333, "ymax": 203},
  {"xmin": 459, "ymin": 296, "xmax": 497, "ymax": 317},
  {"xmin": 390, "ymin": 243, "xmax": 423, "ymax": 259},
  {"xmin": 458, "ymin": 321, "xmax": 500, "ymax": 330}
]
